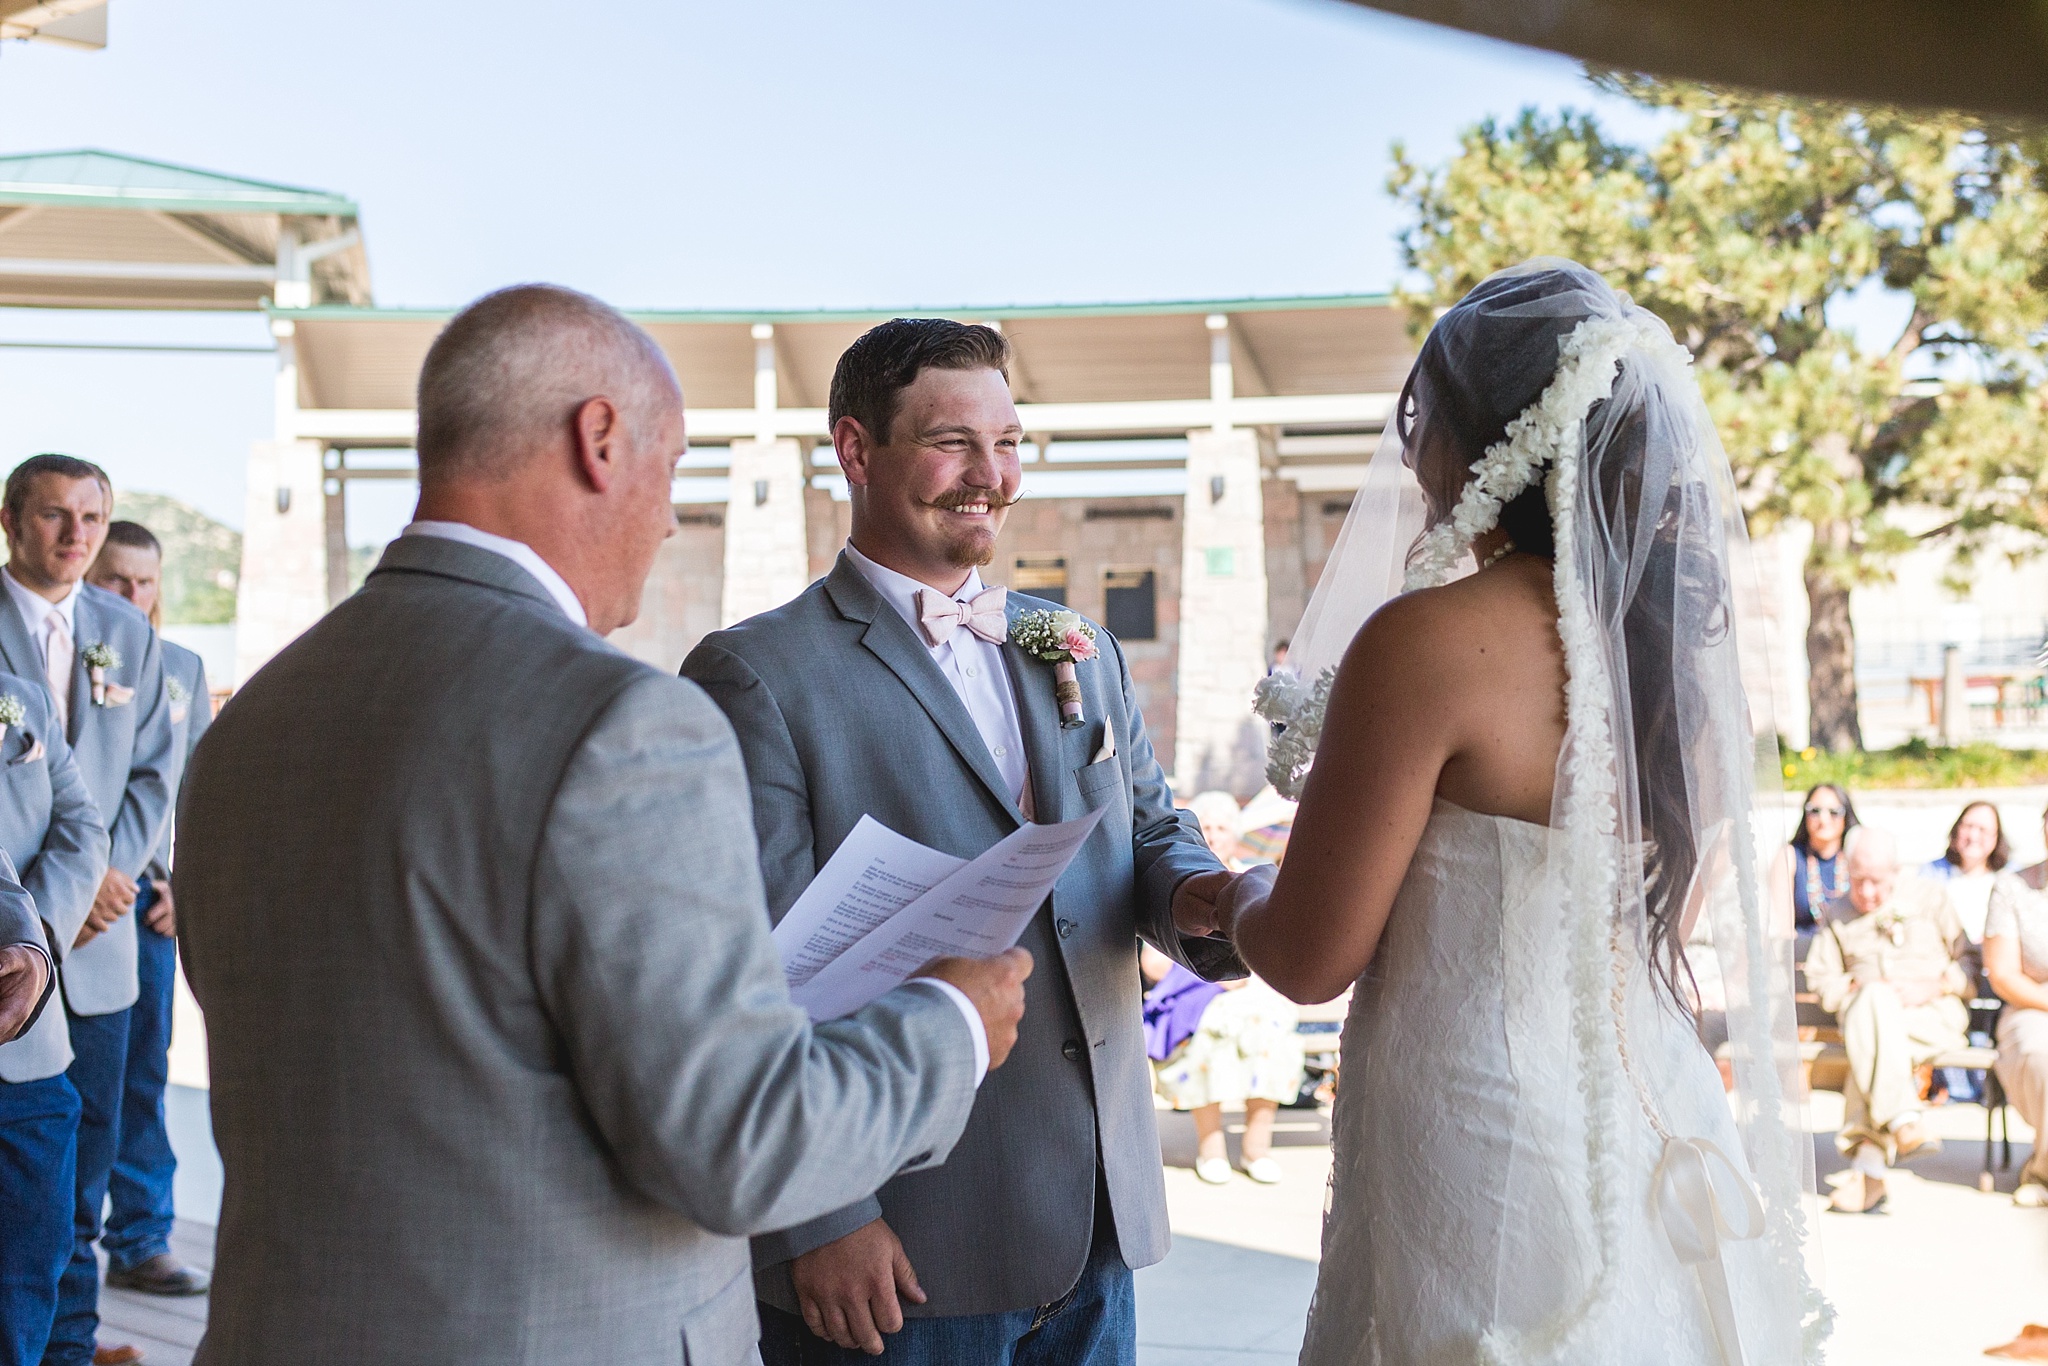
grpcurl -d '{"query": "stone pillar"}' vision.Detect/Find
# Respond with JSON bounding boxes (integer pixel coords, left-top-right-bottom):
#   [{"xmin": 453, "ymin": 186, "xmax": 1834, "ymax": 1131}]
[
  {"xmin": 233, "ymin": 320, "xmax": 331, "ymax": 685},
  {"xmin": 324, "ymin": 469, "xmax": 350, "ymax": 607},
  {"xmin": 232, "ymin": 437, "xmax": 327, "ymax": 685},
  {"xmin": 719, "ymin": 438, "xmax": 810, "ymax": 626},
  {"xmin": 1939, "ymin": 643, "xmax": 1970, "ymax": 745},
  {"xmin": 1174, "ymin": 427, "xmax": 1270, "ymax": 797}
]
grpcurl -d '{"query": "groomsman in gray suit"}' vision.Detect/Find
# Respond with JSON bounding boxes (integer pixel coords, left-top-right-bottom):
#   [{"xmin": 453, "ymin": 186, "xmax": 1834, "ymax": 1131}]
[
  {"xmin": 684, "ymin": 319, "xmax": 1247, "ymax": 1365},
  {"xmin": 89, "ymin": 521, "xmax": 215, "ymax": 1300},
  {"xmin": 0, "ymin": 456, "xmax": 174, "ymax": 1366},
  {"xmin": 0, "ymin": 892, "xmax": 54, "ymax": 1047},
  {"xmin": 177, "ymin": 284, "xmax": 1031, "ymax": 1366},
  {"xmin": 0, "ymin": 669, "xmax": 109, "ymax": 1366}
]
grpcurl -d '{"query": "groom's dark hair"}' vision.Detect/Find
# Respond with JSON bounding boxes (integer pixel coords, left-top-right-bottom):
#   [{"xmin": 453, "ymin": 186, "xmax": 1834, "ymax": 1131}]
[{"xmin": 829, "ymin": 319, "xmax": 1011, "ymax": 445}]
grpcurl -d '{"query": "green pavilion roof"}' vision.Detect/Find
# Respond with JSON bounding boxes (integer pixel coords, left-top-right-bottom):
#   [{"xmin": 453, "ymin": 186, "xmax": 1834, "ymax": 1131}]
[{"xmin": 0, "ymin": 149, "xmax": 357, "ymax": 217}]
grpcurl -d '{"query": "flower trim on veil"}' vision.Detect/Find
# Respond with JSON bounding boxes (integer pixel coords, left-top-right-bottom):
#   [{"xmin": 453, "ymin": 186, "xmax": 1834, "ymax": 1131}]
[
  {"xmin": 1251, "ymin": 312, "xmax": 1666, "ymax": 797},
  {"xmin": 1253, "ymin": 310, "xmax": 1830, "ymax": 1364}
]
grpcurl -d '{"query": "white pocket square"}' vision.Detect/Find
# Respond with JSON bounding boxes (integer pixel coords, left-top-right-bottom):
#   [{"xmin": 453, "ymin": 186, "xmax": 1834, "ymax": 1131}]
[{"xmin": 1091, "ymin": 727, "xmax": 1117, "ymax": 764}]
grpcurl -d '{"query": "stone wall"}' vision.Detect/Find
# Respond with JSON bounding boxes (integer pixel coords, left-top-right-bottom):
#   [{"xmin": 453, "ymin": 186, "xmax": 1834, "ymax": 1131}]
[
  {"xmin": 1264, "ymin": 479, "xmax": 1354, "ymax": 656},
  {"xmin": 605, "ymin": 510, "xmax": 726, "ymax": 674},
  {"xmin": 989, "ymin": 497, "xmax": 1184, "ymax": 766}
]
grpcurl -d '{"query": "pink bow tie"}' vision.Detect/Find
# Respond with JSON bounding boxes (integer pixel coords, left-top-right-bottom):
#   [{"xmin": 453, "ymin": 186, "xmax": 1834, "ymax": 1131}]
[{"xmin": 917, "ymin": 586, "xmax": 1008, "ymax": 647}]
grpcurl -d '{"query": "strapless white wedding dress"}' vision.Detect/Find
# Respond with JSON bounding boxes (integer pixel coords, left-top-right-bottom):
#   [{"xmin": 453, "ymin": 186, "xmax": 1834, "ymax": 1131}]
[{"xmin": 1299, "ymin": 801, "xmax": 1782, "ymax": 1366}]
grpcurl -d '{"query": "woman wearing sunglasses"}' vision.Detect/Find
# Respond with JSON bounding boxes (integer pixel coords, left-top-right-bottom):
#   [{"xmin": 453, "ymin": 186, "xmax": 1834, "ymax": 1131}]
[{"xmin": 1773, "ymin": 783, "xmax": 1860, "ymax": 944}]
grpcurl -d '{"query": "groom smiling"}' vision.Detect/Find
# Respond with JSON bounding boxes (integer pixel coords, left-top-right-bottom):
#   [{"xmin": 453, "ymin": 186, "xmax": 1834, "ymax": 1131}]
[{"xmin": 683, "ymin": 319, "xmax": 1245, "ymax": 1364}]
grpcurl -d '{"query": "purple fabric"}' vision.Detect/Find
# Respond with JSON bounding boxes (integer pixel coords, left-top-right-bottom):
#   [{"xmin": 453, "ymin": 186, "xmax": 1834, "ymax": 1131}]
[{"xmin": 1143, "ymin": 964, "xmax": 1224, "ymax": 1062}]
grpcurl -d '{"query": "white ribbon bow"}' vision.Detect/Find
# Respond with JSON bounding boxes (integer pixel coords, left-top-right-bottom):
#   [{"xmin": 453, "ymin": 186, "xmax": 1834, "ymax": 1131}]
[
  {"xmin": 917, "ymin": 586, "xmax": 1008, "ymax": 647},
  {"xmin": 1653, "ymin": 1136, "xmax": 1767, "ymax": 1366}
]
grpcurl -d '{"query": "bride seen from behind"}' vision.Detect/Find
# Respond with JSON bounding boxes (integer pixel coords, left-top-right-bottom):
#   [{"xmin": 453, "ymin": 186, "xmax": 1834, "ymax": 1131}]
[{"xmin": 1215, "ymin": 261, "xmax": 1828, "ymax": 1366}]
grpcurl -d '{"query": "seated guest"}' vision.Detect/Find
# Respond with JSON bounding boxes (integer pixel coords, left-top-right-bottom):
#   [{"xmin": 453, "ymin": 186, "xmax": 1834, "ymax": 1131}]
[
  {"xmin": 1985, "ymin": 809, "xmax": 2048, "ymax": 1208},
  {"xmin": 1769, "ymin": 782, "xmax": 1857, "ymax": 945},
  {"xmin": 1925, "ymin": 800, "xmax": 2008, "ymax": 943},
  {"xmin": 1141, "ymin": 945, "xmax": 1305, "ymax": 1187},
  {"xmin": 1923, "ymin": 800, "xmax": 2009, "ymax": 1102},
  {"xmin": 1805, "ymin": 826, "xmax": 1974, "ymax": 1214},
  {"xmin": 1185, "ymin": 791, "xmax": 1247, "ymax": 871}
]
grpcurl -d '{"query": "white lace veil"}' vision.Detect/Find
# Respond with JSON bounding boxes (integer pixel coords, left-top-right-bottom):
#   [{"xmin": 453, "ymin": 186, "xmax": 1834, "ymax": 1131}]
[{"xmin": 1260, "ymin": 260, "xmax": 1827, "ymax": 1362}]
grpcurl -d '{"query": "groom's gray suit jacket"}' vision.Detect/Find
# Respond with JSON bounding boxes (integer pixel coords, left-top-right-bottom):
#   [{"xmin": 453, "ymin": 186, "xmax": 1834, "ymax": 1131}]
[
  {"xmin": 177, "ymin": 535, "xmax": 981, "ymax": 1366},
  {"xmin": 684, "ymin": 553, "xmax": 1239, "ymax": 1319}
]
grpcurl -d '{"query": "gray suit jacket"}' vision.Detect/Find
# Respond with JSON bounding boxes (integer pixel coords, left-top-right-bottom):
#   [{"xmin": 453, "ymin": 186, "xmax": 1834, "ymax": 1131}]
[
  {"xmin": 146, "ymin": 640, "xmax": 209, "ymax": 882},
  {"xmin": 177, "ymin": 534, "xmax": 981, "ymax": 1366},
  {"xmin": 0, "ymin": 581, "xmax": 174, "ymax": 1015},
  {"xmin": 0, "ymin": 871, "xmax": 49, "ymax": 1044},
  {"xmin": 0, "ymin": 670, "xmax": 111, "ymax": 1080},
  {"xmin": 0, "ymin": 848, "xmax": 47, "ymax": 1048},
  {"xmin": 683, "ymin": 554, "xmax": 1237, "ymax": 1318}
]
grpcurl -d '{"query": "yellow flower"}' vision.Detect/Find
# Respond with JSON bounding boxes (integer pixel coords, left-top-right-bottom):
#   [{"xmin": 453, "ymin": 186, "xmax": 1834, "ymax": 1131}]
[
  {"xmin": 1800, "ymin": 747, "xmax": 1818, "ymax": 761},
  {"xmin": 1783, "ymin": 764, "xmax": 1797, "ymax": 778}
]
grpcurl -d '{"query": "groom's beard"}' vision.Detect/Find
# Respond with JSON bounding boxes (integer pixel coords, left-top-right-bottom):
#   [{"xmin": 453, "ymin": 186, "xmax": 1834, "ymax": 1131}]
[{"xmin": 925, "ymin": 487, "xmax": 1016, "ymax": 568}]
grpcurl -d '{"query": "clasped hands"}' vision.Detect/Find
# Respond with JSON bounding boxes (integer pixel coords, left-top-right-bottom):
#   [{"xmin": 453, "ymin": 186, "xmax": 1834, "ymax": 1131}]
[
  {"xmin": 75, "ymin": 868, "xmax": 142, "ymax": 949},
  {"xmin": 1170, "ymin": 864, "xmax": 1276, "ymax": 942}
]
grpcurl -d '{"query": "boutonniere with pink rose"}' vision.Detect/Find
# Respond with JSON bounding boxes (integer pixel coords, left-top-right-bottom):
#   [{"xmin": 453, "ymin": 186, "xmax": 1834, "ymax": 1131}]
[
  {"xmin": 0, "ymin": 696, "xmax": 42, "ymax": 765},
  {"xmin": 1010, "ymin": 609, "xmax": 1098, "ymax": 730},
  {"xmin": 81, "ymin": 642, "xmax": 132, "ymax": 707}
]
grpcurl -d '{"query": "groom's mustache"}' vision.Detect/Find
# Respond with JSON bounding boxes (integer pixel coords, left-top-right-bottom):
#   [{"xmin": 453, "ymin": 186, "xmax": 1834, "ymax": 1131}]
[{"xmin": 924, "ymin": 487, "xmax": 1020, "ymax": 513}]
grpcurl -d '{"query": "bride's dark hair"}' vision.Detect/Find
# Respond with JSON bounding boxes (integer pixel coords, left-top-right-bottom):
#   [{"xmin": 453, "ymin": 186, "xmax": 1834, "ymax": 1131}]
[{"xmin": 1398, "ymin": 265, "xmax": 1712, "ymax": 1010}]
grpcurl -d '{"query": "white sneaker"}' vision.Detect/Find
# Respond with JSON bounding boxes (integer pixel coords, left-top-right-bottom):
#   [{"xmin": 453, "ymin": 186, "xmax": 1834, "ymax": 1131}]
[
  {"xmin": 1243, "ymin": 1157, "xmax": 1283, "ymax": 1185},
  {"xmin": 2016, "ymin": 1181, "xmax": 2048, "ymax": 1208},
  {"xmin": 1195, "ymin": 1157, "xmax": 1233, "ymax": 1185}
]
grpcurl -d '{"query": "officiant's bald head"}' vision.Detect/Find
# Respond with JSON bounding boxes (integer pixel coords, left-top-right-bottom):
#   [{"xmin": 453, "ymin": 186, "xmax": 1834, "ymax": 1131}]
[
  {"xmin": 410, "ymin": 284, "xmax": 686, "ymax": 634},
  {"xmin": 416, "ymin": 284, "xmax": 679, "ymax": 481}
]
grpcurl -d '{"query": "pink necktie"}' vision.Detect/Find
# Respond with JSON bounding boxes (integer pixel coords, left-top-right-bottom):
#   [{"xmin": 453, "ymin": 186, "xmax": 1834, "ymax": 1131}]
[
  {"xmin": 917, "ymin": 586, "xmax": 1008, "ymax": 647},
  {"xmin": 43, "ymin": 612, "xmax": 71, "ymax": 735}
]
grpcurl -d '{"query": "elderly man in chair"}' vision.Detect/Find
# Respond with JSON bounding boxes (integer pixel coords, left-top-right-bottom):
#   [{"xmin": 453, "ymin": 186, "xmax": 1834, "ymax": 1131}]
[{"xmin": 1806, "ymin": 826, "xmax": 1974, "ymax": 1215}]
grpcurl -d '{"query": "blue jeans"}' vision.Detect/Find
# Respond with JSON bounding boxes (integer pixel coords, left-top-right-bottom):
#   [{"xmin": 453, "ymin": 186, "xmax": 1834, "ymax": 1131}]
[
  {"xmin": 104, "ymin": 879, "xmax": 177, "ymax": 1272},
  {"xmin": 0, "ymin": 1073, "xmax": 80, "ymax": 1366},
  {"xmin": 758, "ymin": 1213, "xmax": 1135, "ymax": 1366},
  {"xmin": 47, "ymin": 1006, "xmax": 129, "ymax": 1366}
]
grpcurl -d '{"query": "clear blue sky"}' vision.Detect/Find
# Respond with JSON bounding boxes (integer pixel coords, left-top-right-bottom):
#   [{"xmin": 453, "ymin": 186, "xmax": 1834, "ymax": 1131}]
[{"xmin": 0, "ymin": 0, "xmax": 1666, "ymax": 535}]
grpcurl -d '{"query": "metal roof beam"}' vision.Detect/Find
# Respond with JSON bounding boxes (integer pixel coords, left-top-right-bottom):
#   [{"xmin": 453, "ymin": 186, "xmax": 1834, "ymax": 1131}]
[
  {"xmin": 289, "ymin": 392, "xmax": 1400, "ymax": 445},
  {"xmin": 0, "ymin": 257, "xmax": 275, "ymax": 282}
]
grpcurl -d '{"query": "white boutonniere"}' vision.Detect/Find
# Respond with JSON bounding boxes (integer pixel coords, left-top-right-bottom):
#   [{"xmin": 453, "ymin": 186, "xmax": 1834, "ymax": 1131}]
[
  {"xmin": 167, "ymin": 676, "xmax": 190, "ymax": 723},
  {"xmin": 0, "ymin": 693, "xmax": 22, "ymax": 750},
  {"xmin": 81, "ymin": 642, "xmax": 128, "ymax": 706},
  {"xmin": 1010, "ymin": 609, "xmax": 1099, "ymax": 730}
]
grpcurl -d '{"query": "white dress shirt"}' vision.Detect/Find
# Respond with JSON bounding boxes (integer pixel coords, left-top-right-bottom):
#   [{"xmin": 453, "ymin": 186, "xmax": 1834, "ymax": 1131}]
[
  {"xmin": 845, "ymin": 542, "xmax": 1036, "ymax": 1085},
  {"xmin": 2, "ymin": 567, "xmax": 81, "ymax": 666},
  {"xmin": 402, "ymin": 521, "xmax": 588, "ymax": 628},
  {"xmin": 843, "ymin": 542, "xmax": 1032, "ymax": 819}
]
